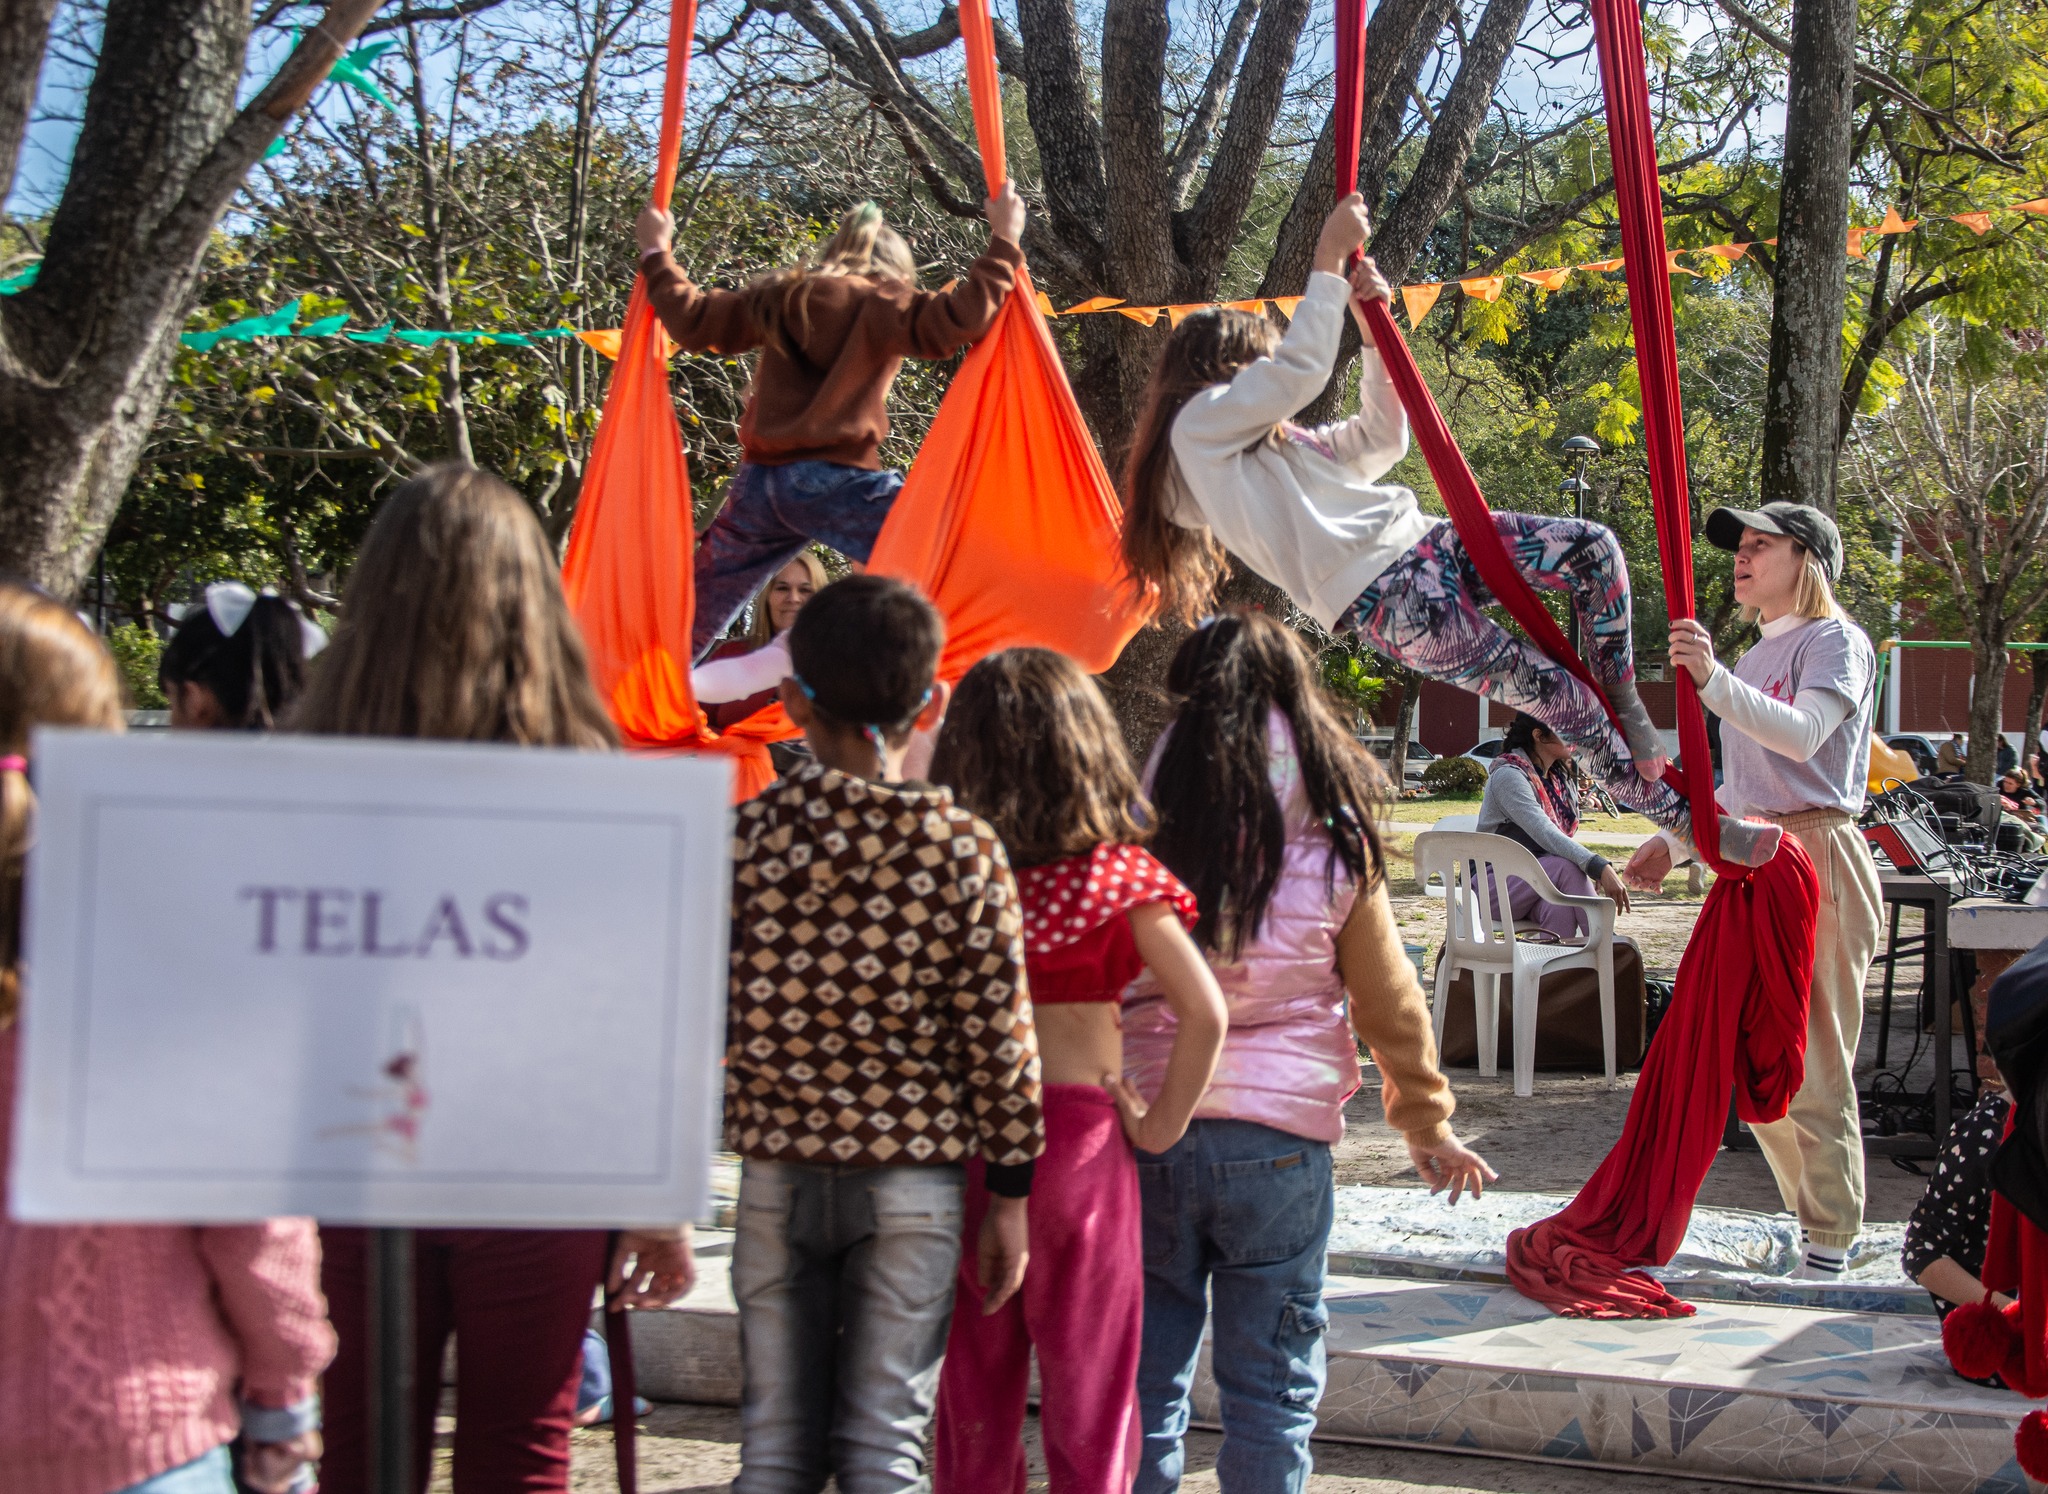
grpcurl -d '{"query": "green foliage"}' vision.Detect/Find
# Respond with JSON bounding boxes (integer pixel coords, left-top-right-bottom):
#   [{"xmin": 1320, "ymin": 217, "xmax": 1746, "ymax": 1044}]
[
  {"xmin": 1422, "ymin": 755, "xmax": 1489, "ymax": 795},
  {"xmin": 106, "ymin": 624, "xmax": 166, "ymax": 710},
  {"xmin": 1319, "ymin": 644, "xmax": 1387, "ymax": 727}
]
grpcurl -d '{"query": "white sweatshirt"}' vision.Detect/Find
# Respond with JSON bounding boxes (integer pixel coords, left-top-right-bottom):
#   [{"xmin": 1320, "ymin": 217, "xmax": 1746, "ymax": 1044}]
[
  {"xmin": 692, "ymin": 634, "xmax": 791, "ymax": 704},
  {"xmin": 1167, "ymin": 270, "xmax": 1429, "ymax": 629}
]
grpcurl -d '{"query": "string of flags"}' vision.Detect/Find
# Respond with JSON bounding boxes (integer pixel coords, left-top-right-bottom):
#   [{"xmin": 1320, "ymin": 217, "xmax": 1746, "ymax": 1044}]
[{"xmin": 1, "ymin": 196, "xmax": 2040, "ymax": 351}]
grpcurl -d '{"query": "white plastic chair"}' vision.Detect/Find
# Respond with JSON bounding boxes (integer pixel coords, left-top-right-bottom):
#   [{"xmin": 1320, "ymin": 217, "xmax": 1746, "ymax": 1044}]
[
  {"xmin": 1419, "ymin": 816, "xmax": 1480, "ymax": 906},
  {"xmin": 1412, "ymin": 830, "xmax": 1617, "ymax": 1097}
]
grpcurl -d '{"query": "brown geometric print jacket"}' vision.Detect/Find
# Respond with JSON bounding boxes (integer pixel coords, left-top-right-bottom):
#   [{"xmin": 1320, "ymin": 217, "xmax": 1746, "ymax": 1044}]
[{"xmin": 725, "ymin": 761, "xmax": 1045, "ymax": 1175}]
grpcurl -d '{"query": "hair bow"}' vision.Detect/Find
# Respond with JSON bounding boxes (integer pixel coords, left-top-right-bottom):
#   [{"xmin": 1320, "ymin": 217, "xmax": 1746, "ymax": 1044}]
[{"xmin": 169, "ymin": 582, "xmax": 329, "ymax": 659}]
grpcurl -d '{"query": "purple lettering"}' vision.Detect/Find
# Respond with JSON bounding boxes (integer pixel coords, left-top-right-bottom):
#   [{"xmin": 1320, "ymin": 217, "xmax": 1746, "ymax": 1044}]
[
  {"xmin": 359, "ymin": 891, "xmax": 415, "ymax": 957},
  {"xmin": 238, "ymin": 887, "xmax": 299, "ymax": 953},
  {"xmin": 481, "ymin": 894, "xmax": 530, "ymax": 960},
  {"xmin": 302, "ymin": 889, "xmax": 354, "ymax": 955},
  {"xmin": 414, "ymin": 896, "xmax": 474, "ymax": 958}
]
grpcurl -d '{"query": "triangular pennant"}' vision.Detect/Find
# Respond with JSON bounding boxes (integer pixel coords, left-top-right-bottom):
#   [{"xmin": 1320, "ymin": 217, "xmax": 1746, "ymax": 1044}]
[
  {"xmin": 1701, "ymin": 243, "xmax": 1749, "ymax": 261},
  {"xmin": 2015, "ymin": 198, "xmax": 2048, "ymax": 216},
  {"xmin": 1459, "ymin": 276, "xmax": 1504, "ymax": 302},
  {"xmin": 1517, "ymin": 267, "xmax": 1573, "ymax": 291},
  {"xmin": 1846, "ymin": 226, "xmax": 1870, "ymax": 257},
  {"xmin": 1222, "ymin": 299, "xmax": 1267, "ymax": 313},
  {"xmin": 1270, "ymin": 297, "xmax": 1304, "ymax": 321},
  {"xmin": 1117, "ymin": 306, "xmax": 1163, "ymax": 325},
  {"xmin": 1400, "ymin": 283, "xmax": 1444, "ymax": 326},
  {"xmin": 299, "ymin": 313, "xmax": 351, "ymax": 336},
  {"xmin": 1165, "ymin": 304, "xmax": 1206, "ymax": 326},
  {"xmin": 1664, "ymin": 250, "xmax": 1702, "ymax": 277},
  {"xmin": 1061, "ymin": 296, "xmax": 1124, "ymax": 314},
  {"xmin": 1876, "ymin": 207, "xmax": 1918, "ymax": 234},
  {"xmin": 1580, "ymin": 257, "xmax": 1624, "ymax": 272},
  {"xmin": 1952, "ymin": 212, "xmax": 1994, "ymax": 235},
  {"xmin": 1034, "ymin": 291, "xmax": 1057, "ymax": 316},
  {"xmin": 346, "ymin": 323, "xmax": 394, "ymax": 344}
]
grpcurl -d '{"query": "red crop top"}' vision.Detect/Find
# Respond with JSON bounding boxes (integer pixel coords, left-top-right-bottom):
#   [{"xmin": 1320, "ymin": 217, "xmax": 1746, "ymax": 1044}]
[{"xmin": 1015, "ymin": 843, "xmax": 1198, "ymax": 1004}]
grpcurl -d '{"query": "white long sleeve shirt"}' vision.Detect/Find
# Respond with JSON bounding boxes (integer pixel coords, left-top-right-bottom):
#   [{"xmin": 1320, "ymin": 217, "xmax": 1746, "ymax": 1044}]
[
  {"xmin": 692, "ymin": 635, "xmax": 791, "ymax": 704},
  {"xmin": 1166, "ymin": 271, "xmax": 1429, "ymax": 628}
]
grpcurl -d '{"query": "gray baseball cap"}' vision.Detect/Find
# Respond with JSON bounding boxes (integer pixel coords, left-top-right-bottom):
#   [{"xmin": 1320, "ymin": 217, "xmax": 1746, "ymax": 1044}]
[{"xmin": 1704, "ymin": 502, "xmax": 1844, "ymax": 581}]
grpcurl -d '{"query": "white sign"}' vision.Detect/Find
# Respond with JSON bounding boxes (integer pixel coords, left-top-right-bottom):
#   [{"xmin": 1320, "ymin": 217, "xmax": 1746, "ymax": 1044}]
[{"xmin": 9, "ymin": 730, "xmax": 732, "ymax": 1227}]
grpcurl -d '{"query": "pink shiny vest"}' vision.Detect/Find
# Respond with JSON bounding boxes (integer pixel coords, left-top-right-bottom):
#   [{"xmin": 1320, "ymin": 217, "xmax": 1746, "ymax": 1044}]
[{"xmin": 1123, "ymin": 715, "xmax": 1362, "ymax": 1143}]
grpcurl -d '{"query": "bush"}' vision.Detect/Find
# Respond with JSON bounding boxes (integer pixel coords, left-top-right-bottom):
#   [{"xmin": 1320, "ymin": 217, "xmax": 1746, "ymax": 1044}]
[
  {"xmin": 107, "ymin": 622, "xmax": 166, "ymax": 710},
  {"xmin": 1421, "ymin": 755, "xmax": 1488, "ymax": 795}
]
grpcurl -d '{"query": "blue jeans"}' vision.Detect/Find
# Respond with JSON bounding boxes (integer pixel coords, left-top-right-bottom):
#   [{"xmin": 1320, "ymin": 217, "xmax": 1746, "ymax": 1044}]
[
  {"xmin": 115, "ymin": 1446, "xmax": 234, "ymax": 1494},
  {"xmin": 692, "ymin": 460, "xmax": 905, "ymax": 660},
  {"xmin": 1134, "ymin": 1119, "xmax": 1334, "ymax": 1494},
  {"xmin": 732, "ymin": 1159, "xmax": 965, "ymax": 1494}
]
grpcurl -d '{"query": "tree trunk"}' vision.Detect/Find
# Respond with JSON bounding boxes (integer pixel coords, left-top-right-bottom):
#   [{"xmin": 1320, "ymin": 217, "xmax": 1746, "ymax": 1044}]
[
  {"xmin": 1758, "ymin": 0, "xmax": 1857, "ymax": 515},
  {"xmin": 1388, "ymin": 665, "xmax": 1422, "ymax": 793},
  {"xmin": 1967, "ymin": 629, "xmax": 2006, "ymax": 788},
  {"xmin": 0, "ymin": 0, "xmax": 394, "ymax": 600}
]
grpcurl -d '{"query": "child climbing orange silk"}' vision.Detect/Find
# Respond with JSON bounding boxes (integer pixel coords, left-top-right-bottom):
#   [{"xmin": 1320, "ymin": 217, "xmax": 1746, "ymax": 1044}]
[{"xmin": 564, "ymin": 0, "xmax": 1144, "ymax": 799}]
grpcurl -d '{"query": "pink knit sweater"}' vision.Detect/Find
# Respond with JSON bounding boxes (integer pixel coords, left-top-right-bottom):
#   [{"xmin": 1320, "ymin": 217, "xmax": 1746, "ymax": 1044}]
[{"xmin": 0, "ymin": 1028, "xmax": 336, "ymax": 1494}]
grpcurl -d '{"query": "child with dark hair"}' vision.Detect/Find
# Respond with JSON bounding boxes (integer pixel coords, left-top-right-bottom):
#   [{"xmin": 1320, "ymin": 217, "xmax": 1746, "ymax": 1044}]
[
  {"xmin": 1117, "ymin": 193, "xmax": 1780, "ymax": 872},
  {"xmin": 636, "ymin": 185, "xmax": 1026, "ymax": 660},
  {"xmin": 1130, "ymin": 610, "xmax": 1494, "ymax": 1494},
  {"xmin": 159, "ymin": 584, "xmax": 326, "ymax": 730},
  {"xmin": 728, "ymin": 574, "xmax": 1045, "ymax": 1492},
  {"xmin": 927, "ymin": 648, "xmax": 1227, "ymax": 1494}
]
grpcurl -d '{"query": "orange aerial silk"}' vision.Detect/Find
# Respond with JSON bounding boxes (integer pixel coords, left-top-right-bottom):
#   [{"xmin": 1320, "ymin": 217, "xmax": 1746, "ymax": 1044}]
[
  {"xmin": 866, "ymin": 0, "xmax": 1149, "ymax": 678},
  {"xmin": 565, "ymin": 0, "xmax": 1144, "ymax": 799}
]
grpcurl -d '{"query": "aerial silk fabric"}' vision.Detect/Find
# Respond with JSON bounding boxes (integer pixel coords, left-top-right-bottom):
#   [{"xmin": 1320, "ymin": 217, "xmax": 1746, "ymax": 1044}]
[
  {"xmin": 866, "ymin": 0, "xmax": 1149, "ymax": 677},
  {"xmin": 559, "ymin": 0, "xmax": 792, "ymax": 800},
  {"xmin": 1331, "ymin": 0, "xmax": 1819, "ymax": 1316}
]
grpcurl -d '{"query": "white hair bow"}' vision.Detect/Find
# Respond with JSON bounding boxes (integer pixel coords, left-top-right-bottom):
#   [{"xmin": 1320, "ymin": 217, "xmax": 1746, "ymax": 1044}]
[{"xmin": 168, "ymin": 582, "xmax": 328, "ymax": 659}]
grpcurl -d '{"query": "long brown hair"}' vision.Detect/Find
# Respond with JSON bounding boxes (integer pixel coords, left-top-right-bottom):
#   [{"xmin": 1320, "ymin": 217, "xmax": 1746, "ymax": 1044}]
[
  {"xmin": 0, "ymin": 583, "xmax": 126, "ymax": 1028},
  {"xmin": 292, "ymin": 465, "xmax": 616, "ymax": 748},
  {"xmin": 1148, "ymin": 610, "xmax": 1387, "ymax": 956},
  {"xmin": 753, "ymin": 201, "xmax": 918, "ymax": 358},
  {"xmin": 1120, "ymin": 308, "xmax": 1282, "ymax": 624},
  {"xmin": 930, "ymin": 648, "xmax": 1150, "ymax": 867}
]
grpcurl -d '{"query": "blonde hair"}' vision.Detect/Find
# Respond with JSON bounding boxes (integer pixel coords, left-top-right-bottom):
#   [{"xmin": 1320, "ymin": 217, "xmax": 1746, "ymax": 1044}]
[
  {"xmin": 746, "ymin": 551, "xmax": 830, "ymax": 648},
  {"xmin": 292, "ymin": 464, "xmax": 617, "ymax": 748},
  {"xmin": 753, "ymin": 202, "xmax": 918, "ymax": 356},
  {"xmin": 0, "ymin": 584, "xmax": 126, "ymax": 1028}
]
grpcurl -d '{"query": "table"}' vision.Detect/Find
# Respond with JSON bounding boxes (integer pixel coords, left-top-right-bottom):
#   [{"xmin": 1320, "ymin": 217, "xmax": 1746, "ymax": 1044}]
[
  {"xmin": 1947, "ymin": 897, "xmax": 2048, "ymax": 1091},
  {"xmin": 1862, "ymin": 872, "xmax": 1958, "ymax": 1160}
]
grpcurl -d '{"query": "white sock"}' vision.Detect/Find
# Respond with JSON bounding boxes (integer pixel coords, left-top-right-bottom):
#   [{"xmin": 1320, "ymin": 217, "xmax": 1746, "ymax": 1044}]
[{"xmin": 1797, "ymin": 1237, "xmax": 1849, "ymax": 1279}]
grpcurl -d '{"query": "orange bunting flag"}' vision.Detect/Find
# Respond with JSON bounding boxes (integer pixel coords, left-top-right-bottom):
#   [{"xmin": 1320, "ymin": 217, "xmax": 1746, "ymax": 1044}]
[
  {"xmin": 1953, "ymin": 212, "xmax": 1994, "ymax": 235},
  {"xmin": 1580, "ymin": 257, "xmax": 1624, "ymax": 273},
  {"xmin": 1401, "ymin": 283, "xmax": 1445, "ymax": 326},
  {"xmin": 1460, "ymin": 276, "xmax": 1505, "ymax": 302},
  {"xmin": 2017, "ymin": 199, "xmax": 2048, "ymax": 216},
  {"xmin": 1062, "ymin": 296, "xmax": 1125, "ymax": 314},
  {"xmin": 1876, "ymin": 207, "xmax": 1918, "ymax": 235},
  {"xmin": 1846, "ymin": 227, "xmax": 1870, "ymax": 257},
  {"xmin": 1518, "ymin": 267, "xmax": 1573, "ymax": 291},
  {"xmin": 1665, "ymin": 250, "xmax": 1702, "ymax": 277},
  {"xmin": 1034, "ymin": 291, "xmax": 1058, "ymax": 316},
  {"xmin": 1270, "ymin": 297, "xmax": 1304, "ymax": 320},
  {"xmin": 1165, "ymin": 304, "xmax": 1206, "ymax": 326},
  {"xmin": 1223, "ymin": 299, "xmax": 1267, "ymax": 313},
  {"xmin": 1117, "ymin": 306, "xmax": 1163, "ymax": 325},
  {"xmin": 861, "ymin": 0, "xmax": 1150, "ymax": 683},
  {"xmin": 1701, "ymin": 243, "xmax": 1749, "ymax": 261}
]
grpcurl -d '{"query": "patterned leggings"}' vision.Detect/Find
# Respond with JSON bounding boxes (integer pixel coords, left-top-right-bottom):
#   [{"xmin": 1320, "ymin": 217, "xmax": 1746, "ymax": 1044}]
[{"xmin": 1343, "ymin": 514, "xmax": 1691, "ymax": 835}]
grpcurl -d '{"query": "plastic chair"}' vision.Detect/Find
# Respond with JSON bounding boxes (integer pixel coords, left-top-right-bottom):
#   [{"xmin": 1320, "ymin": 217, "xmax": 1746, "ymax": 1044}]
[
  {"xmin": 1413, "ymin": 830, "xmax": 1617, "ymax": 1096},
  {"xmin": 1419, "ymin": 815, "xmax": 1480, "ymax": 906}
]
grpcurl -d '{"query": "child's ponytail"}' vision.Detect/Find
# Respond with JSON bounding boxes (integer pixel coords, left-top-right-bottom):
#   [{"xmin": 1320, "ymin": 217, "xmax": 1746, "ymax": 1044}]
[
  {"xmin": 1120, "ymin": 308, "xmax": 1283, "ymax": 624},
  {"xmin": 755, "ymin": 201, "xmax": 920, "ymax": 356}
]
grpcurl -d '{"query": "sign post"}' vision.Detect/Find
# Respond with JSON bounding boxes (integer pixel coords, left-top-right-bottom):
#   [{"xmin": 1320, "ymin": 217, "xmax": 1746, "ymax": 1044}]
[{"xmin": 7, "ymin": 730, "xmax": 734, "ymax": 1482}]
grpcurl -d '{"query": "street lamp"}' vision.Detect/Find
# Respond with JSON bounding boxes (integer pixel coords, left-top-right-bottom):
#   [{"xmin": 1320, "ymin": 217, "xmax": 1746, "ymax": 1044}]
[
  {"xmin": 1560, "ymin": 434, "xmax": 1601, "ymax": 521},
  {"xmin": 1559, "ymin": 435, "xmax": 1601, "ymax": 652}
]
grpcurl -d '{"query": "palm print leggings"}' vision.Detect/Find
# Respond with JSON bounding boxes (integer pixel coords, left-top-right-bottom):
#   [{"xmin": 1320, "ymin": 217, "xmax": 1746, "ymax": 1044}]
[{"xmin": 1342, "ymin": 513, "xmax": 1692, "ymax": 836}]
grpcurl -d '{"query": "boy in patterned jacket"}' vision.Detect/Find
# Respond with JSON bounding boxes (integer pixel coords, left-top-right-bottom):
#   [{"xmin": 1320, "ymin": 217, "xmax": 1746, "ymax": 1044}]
[{"xmin": 725, "ymin": 574, "xmax": 1044, "ymax": 1493}]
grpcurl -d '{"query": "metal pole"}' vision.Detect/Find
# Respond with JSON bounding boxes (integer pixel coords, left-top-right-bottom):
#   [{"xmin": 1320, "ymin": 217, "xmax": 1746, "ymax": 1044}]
[{"xmin": 368, "ymin": 1227, "xmax": 416, "ymax": 1494}]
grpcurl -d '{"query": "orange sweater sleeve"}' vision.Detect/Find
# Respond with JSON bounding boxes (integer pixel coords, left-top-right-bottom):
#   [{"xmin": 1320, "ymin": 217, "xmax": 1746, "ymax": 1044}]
[
  {"xmin": 1338, "ymin": 879, "xmax": 1454, "ymax": 1146},
  {"xmin": 641, "ymin": 252, "xmax": 765, "ymax": 355}
]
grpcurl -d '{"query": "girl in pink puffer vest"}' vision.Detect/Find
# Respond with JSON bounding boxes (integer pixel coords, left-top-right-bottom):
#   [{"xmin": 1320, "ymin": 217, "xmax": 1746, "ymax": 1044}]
[{"xmin": 1119, "ymin": 611, "xmax": 1495, "ymax": 1494}]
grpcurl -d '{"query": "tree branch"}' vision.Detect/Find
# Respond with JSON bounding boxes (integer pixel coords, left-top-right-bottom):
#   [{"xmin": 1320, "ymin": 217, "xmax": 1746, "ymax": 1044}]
[
  {"xmin": 1165, "ymin": 0, "xmax": 1262, "ymax": 208},
  {"xmin": 1180, "ymin": 0, "xmax": 1312, "ymax": 287}
]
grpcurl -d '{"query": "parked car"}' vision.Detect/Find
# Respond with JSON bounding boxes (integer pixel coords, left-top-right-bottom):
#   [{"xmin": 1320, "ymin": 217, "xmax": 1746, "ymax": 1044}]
[
  {"xmin": 1462, "ymin": 738, "xmax": 1505, "ymax": 766},
  {"xmin": 1886, "ymin": 734, "xmax": 1941, "ymax": 776},
  {"xmin": 1363, "ymin": 736, "xmax": 1436, "ymax": 784}
]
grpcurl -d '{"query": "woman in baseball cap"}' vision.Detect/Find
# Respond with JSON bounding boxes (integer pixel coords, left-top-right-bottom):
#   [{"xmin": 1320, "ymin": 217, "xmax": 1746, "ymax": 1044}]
[{"xmin": 1625, "ymin": 501, "xmax": 1882, "ymax": 1282}]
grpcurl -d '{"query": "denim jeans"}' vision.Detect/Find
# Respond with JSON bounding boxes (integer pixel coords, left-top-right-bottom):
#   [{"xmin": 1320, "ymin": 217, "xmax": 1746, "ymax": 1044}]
[
  {"xmin": 1133, "ymin": 1119, "xmax": 1334, "ymax": 1494},
  {"xmin": 692, "ymin": 460, "xmax": 905, "ymax": 660},
  {"xmin": 115, "ymin": 1446, "xmax": 234, "ymax": 1494},
  {"xmin": 732, "ymin": 1158, "xmax": 966, "ymax": 1494}
]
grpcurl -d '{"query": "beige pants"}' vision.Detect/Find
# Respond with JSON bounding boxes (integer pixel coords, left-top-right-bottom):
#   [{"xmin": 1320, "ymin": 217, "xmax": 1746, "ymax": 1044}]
[{"xmin": 1747, "ymin": 811, "xmax": 1883, "ymax": 1248}]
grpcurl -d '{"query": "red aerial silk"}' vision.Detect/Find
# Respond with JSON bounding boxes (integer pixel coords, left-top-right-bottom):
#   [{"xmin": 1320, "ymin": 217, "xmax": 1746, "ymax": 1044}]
[
  {"xmin": 867, "ymin": 0, "xmax": 1149, "ymax": 677},
  {"xmin": 1981, "ymin": 1117, "xmax": 2048, "ymax": 1398},
  {"xmin": 1331, "ymin": 0, "xmax": 1820, "ymax": 1316}
]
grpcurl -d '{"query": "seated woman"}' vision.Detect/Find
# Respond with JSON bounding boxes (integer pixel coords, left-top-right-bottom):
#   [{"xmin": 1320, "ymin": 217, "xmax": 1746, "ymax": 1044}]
[
  {"xmin": 692, "ymin": 552, "xmax": 824, "ymax": 728},
  {"xmin": 1476, "ymin": 713, "xmax": 1631, "ymax": 940}
]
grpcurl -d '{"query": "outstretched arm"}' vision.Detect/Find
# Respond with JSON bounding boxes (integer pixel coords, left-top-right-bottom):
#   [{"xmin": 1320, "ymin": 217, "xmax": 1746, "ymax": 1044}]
[{"xmin": 634, "ymin": 205, "xmax": 764, "ymax": 355}]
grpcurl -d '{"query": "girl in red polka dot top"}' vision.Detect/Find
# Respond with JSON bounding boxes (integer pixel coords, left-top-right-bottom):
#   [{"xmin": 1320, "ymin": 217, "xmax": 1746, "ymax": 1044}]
[{"xmin": 927, "ymin": 647, "xmax": 1229, "ymax": 1494}]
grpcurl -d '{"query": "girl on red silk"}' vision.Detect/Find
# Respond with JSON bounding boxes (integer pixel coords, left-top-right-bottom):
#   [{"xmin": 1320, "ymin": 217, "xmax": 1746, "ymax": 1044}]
[{"xmin": 927, "ymin": 649, "xmax": 1228, "ymax": 1494}]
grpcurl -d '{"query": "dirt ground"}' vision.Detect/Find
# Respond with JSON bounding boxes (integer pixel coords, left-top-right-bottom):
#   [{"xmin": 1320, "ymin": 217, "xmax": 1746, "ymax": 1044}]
[{"xmin": 554, "ymin": 1404, "xmax": 1767, "ymax": 1492}]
